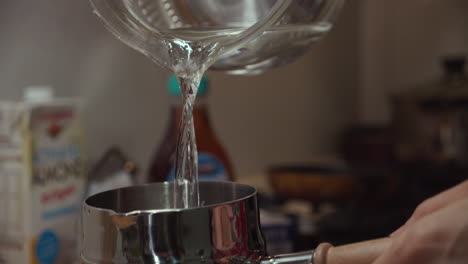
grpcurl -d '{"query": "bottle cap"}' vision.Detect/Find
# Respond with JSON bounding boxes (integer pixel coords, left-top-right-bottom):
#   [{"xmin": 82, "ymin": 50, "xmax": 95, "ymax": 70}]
[
  {"xmin": 168, "ymin": 75, "xmax": 208, "ymax": 96},
  {"xmin": 23, "ymin": 86, "xmax": 54, "ymax": 102}
]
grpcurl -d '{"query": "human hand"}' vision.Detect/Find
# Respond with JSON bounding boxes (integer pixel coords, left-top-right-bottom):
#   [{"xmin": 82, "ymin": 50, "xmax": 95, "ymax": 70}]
[
  {"xmin": 314, "ymin": 181, "xmax": 468, "ymax": 264},
  {"xmin": 392, "ymin": 180, "xmax": 468, "ymax": 237},
  {"xmin": 372, "ymin": 180, "xmax": 468, "ymax": 264}
]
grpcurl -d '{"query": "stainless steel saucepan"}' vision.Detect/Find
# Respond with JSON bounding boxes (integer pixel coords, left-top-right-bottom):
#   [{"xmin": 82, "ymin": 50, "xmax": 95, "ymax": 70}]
[{"xmin": 81, "ymin": 181, "xmax": 390, "ymax": 264}]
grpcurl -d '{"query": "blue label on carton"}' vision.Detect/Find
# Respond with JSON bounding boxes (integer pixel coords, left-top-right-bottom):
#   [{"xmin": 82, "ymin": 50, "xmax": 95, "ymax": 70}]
[{"xmin": 36, "ymin": 230, "xmax": 59, "ymax": 264}]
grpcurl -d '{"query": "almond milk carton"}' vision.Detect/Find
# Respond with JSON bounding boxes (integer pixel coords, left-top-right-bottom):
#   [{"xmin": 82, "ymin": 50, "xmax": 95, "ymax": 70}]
[{"xmin": 0, "ymin": 87, "xmax": 86, "ymax": 264}]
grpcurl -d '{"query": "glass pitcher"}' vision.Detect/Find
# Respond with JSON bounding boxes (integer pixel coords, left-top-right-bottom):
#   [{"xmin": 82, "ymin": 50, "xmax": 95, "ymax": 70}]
[{"xmin": 88, "ymin": 0, "xmax": 345, "ymax": 75}]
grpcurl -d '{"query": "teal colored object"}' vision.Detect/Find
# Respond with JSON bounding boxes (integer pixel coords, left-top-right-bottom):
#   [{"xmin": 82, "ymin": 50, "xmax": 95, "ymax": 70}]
[{"xmin": 168, "ymin": 75, "xmax": 208, "ymax": 96}]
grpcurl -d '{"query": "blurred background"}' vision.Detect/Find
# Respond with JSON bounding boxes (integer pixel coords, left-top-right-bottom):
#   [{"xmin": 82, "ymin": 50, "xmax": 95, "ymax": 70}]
[
  {"xmin": 1, "ymin": 0, "xmax": 467, "ymax": 175},
  {"xmin": 1, "ymin": 0, "xmax": 468, "ymax": 259}
]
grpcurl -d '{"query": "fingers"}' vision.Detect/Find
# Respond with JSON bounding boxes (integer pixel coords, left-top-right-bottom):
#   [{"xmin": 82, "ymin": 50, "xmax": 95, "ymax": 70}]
[
  {"xmin": 375, "ymin": 219, "xmax": 445, "ymax": 264},
  {"xmin": 391, "ymin": 180, "xmax": 468, "ymax": 236},
  {"xmin": 375, "ymin": 197, "xmax": 468, "ymax": 264},
  {"xmin": 372, "ymin": 234, "xmax": 441, "ymax": 264},
  {"xmin": 412, "ymin": 180, "xmax": 468, "ymax": 220}
]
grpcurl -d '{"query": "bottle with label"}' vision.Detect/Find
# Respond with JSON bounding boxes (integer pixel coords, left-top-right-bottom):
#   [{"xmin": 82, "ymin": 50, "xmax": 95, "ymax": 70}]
[{"xmin": 147, "ymin": 75, "xmax": 234, "ymax": 182}]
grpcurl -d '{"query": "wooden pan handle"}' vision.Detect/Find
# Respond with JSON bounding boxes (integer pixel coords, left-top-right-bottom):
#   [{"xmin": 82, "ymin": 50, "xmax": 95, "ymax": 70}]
[{"xmin": 314, "ymin": 237, "xmax": 392, "ymax": 264}]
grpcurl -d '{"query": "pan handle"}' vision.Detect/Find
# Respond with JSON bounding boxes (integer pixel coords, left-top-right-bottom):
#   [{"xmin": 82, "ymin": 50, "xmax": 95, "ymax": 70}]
[{"xmin": 261, "ymin": 237, "xmax": 392, "ymax": 264}]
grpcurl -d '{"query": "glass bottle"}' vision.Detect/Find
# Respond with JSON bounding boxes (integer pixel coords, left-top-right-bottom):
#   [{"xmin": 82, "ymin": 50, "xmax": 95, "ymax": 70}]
[{"xmin": 147, "ymin": 75, "xmax": 234, "ymax": 182}]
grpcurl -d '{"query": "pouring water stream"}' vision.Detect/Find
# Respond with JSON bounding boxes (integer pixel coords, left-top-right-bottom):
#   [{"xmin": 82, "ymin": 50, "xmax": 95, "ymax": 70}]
[{"xmin": 163, "ymin": 1, "xmax": 292, "ymax": 208}]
